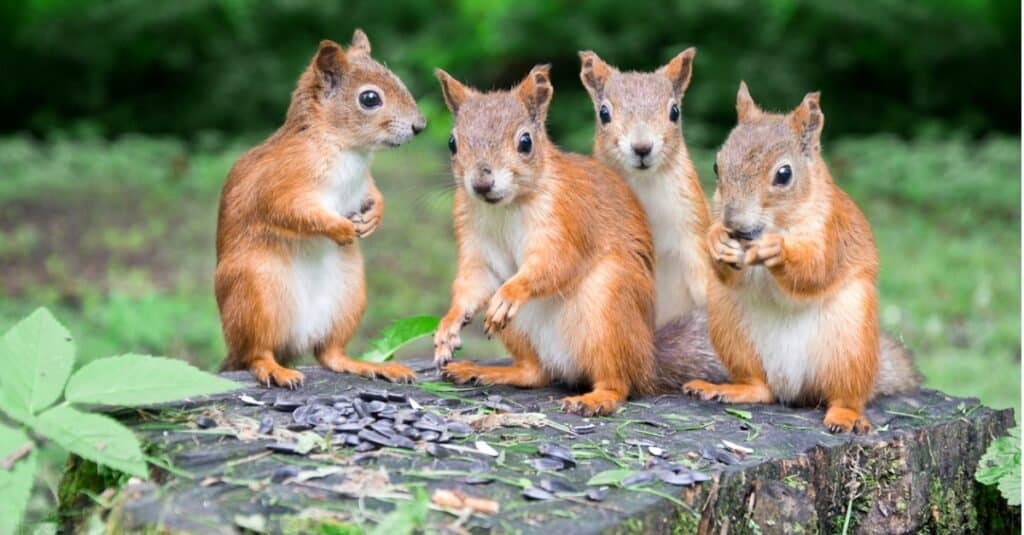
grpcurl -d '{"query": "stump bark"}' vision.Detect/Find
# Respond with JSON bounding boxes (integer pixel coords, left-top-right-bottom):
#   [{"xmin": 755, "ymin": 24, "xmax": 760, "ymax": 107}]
[{"xmin": 60, "ymin": 361, "xmax": 1018, "ymax": 534}]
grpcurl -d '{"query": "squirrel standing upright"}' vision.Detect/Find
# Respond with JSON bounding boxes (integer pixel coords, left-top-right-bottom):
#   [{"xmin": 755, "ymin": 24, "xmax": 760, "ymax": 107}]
[
  {"xmin": 432, "ymin": 66, "xmax": 728, "ymax": 416},
  {"xmin": 579, "ymin": 48, "xmax": 712, "ymax": 327},
  {"xmin": 683, "ymin": 83, "xmax": 921, "ymax": 433},
  {"xmin": 215, "ymin": 31, "xmax": 426, "ymax": 387}
]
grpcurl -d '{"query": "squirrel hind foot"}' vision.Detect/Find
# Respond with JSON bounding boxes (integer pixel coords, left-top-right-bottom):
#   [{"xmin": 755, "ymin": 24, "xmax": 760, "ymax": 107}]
[
  {"xmin": 823, "ymin": 406, "xmax": 871, "ymax": 434},
  {"xmin": 249, "ymin": 358, "xmax": 305, "ymax": 389}
]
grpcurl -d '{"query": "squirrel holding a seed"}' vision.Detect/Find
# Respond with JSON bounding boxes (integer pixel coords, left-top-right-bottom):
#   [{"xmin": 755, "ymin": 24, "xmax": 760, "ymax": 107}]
[{"xmin": 683, "ymin": 83, "xmax": 920, "ymax": 433}]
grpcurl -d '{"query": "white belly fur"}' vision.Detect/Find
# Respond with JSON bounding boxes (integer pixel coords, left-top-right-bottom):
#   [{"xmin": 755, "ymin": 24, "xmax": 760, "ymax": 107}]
[
  {"xmin": 472, "ymin": 203, "xmax": 583, "ymax": 384},
  {"xmin": 285, "ymin": 150, "xmax": 369, "ymax": 353},
  {"xmin": 627, "ymin": 174, "xmax": 705, "ymax": 326}
]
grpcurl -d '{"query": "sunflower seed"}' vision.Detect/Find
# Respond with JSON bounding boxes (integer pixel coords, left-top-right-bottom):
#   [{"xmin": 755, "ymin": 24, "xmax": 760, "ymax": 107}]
[
  {"xmin": 401, "ymin": 427, "xmax": 421, "ymax": 440},
  {"xmin": 358, "ymin": 429, "xmax": 394, "ymax": 448},
  {"xmin": 358, "ymin": 389, "xmax": 389, "ymax": 402},
  {"xmin": 366, "ymin": 401, "xmax": 388, "ymax": 414},
  {"xmin": 446, "ymin": 421, "xmax": 474, "ymax": 438},
  {"xmin": 522, "ymin": 487, "xmax": 556, "ymax": 501},
  {"xmin": 573, "ymin": 423, "xmax": 596, "ymax": 434},
  {"xmin": 420, "ymin": 431, "xmax": 440, "ymax": 442},
  {"xmin": 625, "ymin": 438, "xmax": 656, "ymax": 448},
  {"xmin": 539, "ymin": 478, "xmax": 576, "ymax": 494},
  {"xmin": 622, "ymin": 471, "xmax": 657, "ymax": 487},
  {"xmin": 387, "ymin": 392, "xmax": 408, "ymax": 403},
  {"xmin": 530, "ymin": 458, "xmax": 567, "ymax": 471},
  {"xmin": 690, "ymin": 471, "xmax": 711, "ymax": 483},
  {"xmin": 353, "ymin": 399, "xmax": 370, "ymax": 418},
  {"xmin": 656, "ymin": 469, "xmax": 694, "ymax": 486},
  {"xmin": 353, "ymin": 441, "xmax": 376, "ymax": 452},
  {"xmin": 538, "ymin": 443, "xmax": 576, "ymax": 467},
  {"xmin": 195, "ymin": 416, "xmax": 216, "ymax": 429},
  {"xmin": 258, "ymin": 415, "xmax": 274, "ymax": 435},
  {"xmin": 266, "ymin": 442, "xmax": 302, "ymax": 455},
  {"xmin": 585, "ymin": 487, "xmax": 609, "ymax": 502},
  {"xmin": 464, "ymin": 474, "xmax": 494, "ymax": 485},
  {"xmin": 391, "ymin": 435, "xmax": 417, "ymax": 450},
  {"xmin": 425, "ymin": 443, "xmax": 449, "ymax": 458},
  {"xmin": 270, "ymin": 466, "xmax": 300, "ymax": 483}
]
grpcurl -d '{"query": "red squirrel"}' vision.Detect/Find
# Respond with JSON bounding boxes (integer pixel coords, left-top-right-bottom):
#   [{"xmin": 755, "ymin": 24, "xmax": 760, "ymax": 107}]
[
  {"xmin": 579, "ymin": 48, "xmax": 712, "ymax": 327},
  {"xmin": 432, "ymin": 65, "xmax": 728, "ymax": 416},
  {"xmin": 684, "ymin": 83, "xmax": 921, "ymax": 432},
  {"xmin": 215, "ymin": 31, "xmax": 425, "ymax": 387}
]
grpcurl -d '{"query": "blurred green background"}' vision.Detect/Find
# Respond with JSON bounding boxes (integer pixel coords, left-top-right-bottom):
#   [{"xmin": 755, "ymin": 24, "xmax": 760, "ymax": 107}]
[{"xmin": 0, "ymin": 0, "xmax": 1019, "ymax": 523}]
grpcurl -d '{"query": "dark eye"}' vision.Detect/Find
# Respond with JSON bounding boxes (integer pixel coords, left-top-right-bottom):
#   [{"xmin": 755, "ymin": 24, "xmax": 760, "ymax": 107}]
[
  {"xmin": 448, "ymin": 134, "xmax": 457, "ymax": 155},
  {"xmin": 599, "ymin": 104, "xmax": 611, "ymax": 125},
  {"xmin": 669, "ymin": 104, "xmax": 680, "ymax": 123},
  {"xmin": 358, "ymin": 90, "xmax": 382, "ymax": 109},
  {"xmin": 773, "ymin": 164, "xmax": 793, "ymax": 186},
  {"xmin": 517, "ymin": 132, "xmax": 532, "ymax": 154},
  {"xmin": 713, "ymin": 162, "xmax": 718, "ymax": 177}
]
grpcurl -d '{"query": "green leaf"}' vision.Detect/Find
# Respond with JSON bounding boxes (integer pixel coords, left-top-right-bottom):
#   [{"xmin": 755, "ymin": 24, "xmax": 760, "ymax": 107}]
[
  {"xmin": 0, "ymin": 423, "xmax": 38, "ymax": 535},
  {"xmin": 359, "ymin": 316, "xmax": 439, "ymax": 363},
  {"xmin": 368, "ymin": 488, "xmax": 429, "ymax": 535},
  {"xmin": 64, "ymin": 354, "xmax": 241, "ymax": 406},
  {"xmin": 725, "ymin": 408, "xmax": 752, "ymax": 420},
  {"xmin": 34, "ymin": 404, "xmax": 148, "ymax": 478},
  {"xmin": 0, "ymin": 308, "xmax": 75, "ymax": 422},
  {"xmin": 975, "ymin": 426, "xmax": 1021, "ymax": 506},
  {"xmin": 587, "ymin": 468, "xmax": 637, "ymax": 487}
]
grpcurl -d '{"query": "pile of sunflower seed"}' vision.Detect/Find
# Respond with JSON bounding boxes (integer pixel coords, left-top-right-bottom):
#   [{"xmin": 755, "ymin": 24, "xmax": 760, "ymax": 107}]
[{"xmin": 253, "ymin": 388, "xmax": 475, "ymax": 454}]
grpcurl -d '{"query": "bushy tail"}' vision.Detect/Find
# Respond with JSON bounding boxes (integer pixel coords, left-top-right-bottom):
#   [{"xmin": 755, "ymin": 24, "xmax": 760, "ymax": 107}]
[
  {"xmin": 650, "ymin": 309, "xmax": 730, "ymax": 393},
  {"xmin": 875, "ymin": 334, "xmax": 922, "ymax": 396}
]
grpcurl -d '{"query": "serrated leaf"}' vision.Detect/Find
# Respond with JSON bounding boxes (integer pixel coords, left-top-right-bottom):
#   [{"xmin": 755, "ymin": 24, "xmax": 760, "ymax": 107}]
[
  {"xmin": 0, "ymin": 423, "xmax": 38, "ymax": 535},
  {"xmin": 359, "ymin": 316, "xmax": 439, "ymax": 363},
  {"xmin": 587, "ymin": 468, "xmax": 637, "ymax": 487},
  {"xmin": 0, "ymin": 308, "xmax": 75, "ymax": 421},
  {"xmin": 64, "ymin": 354, "xmax": 241, "ymax": 406},
  {"xmin": 975, "ymin": 426, "xmax": 1021, "ymax": 506},
  {"xmin": 34, "ymin": 404, "xmax": 147, "ymax": 478},
  {"xmin": 368, "ymin": 487, "xmax": 429, "ymax": 535}
]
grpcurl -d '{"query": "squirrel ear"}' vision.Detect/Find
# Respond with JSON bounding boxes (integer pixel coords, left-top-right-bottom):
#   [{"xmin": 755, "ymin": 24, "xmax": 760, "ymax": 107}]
[
  {"xmin": 661, "ymin": 47, "xmax": 696, "ymax": 96},
  {"xmin": 736, "ymin": 81, "xmax": 762, "ymax": 122},
  {"xmin": 517, "ymin": 64, "xmax": 553, "ymax": 123},
  {"xmin": 315, "ymin": 40, "xmax": 347, "ymax": 97},
  {"xmin": 350, "ymin": 29, "xmax": 371, "ymax": 54},
  {"xmin": 579, "ymin": 51, "xmax": 612, "ymax": 99},
  {"xmin": 435, "ymin": 69, "xmax": 473, "ymax": 115},
  {"xmin": 790, "ymin": 91, "xmax": 824, "ymax": 155}
]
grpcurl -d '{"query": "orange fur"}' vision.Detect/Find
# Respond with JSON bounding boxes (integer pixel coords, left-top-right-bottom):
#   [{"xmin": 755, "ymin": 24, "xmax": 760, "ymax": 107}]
[
  {"xmin": 215, "ymin": 31, "xmax": 425, "ymax": 387},
  {"xmin": 432, "ymin": 66, "xmax": 657, "ymax": 416},
  {"xmin": 686, "ymin": 83, "xmax": 919, "ymax": 433}
]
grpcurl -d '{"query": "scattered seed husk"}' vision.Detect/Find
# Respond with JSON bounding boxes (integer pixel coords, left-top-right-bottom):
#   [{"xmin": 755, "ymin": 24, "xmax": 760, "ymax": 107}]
[
  {"xmin": 258, "ymin": 415, "xmax": 274, "ymax": 435},
  {"xmin": 721, "ymin": 439, "xmax": 753, "ymax": 455},
  {"xmin": 573, "ymin": 423, "xmax": 596, "ymax": 434},
  {"xmin": 538, "ymin": 443, "xmax": 576, "ymax": 467},
  {"xmin": 648, "ymin": 446, "xmax": 665, "ymax": 457},
  {"xmin": 195, "ymin": 416, "xmax": 217, "ymax": 429},
  {"xmin": 585, "ymin": 487, "xmax": 609, "ymax": 502},
  {"xmin": 655, "ymin": 469, "xmax": 694, "ymax": 486},
  {"xmin": 475, "ymin": 440, "xmax": 499, "ymax": 457},
  {"xmin": 239, "ymin": 394, "xmax": 265, "ymax": 406}
]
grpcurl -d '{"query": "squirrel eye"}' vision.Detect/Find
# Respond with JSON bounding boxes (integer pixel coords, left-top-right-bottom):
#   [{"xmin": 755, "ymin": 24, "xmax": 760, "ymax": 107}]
[
  {"xmin": 669, "ymin": 104, "xmax": 680, "ymax": 123},
  {"xmin": 358, "ymin": 90, "xmax": 382, "ymax": 109},
  {"xmin": 773, "ymin": 164, "xmax": 793, "ymax": 186},
  {"xmin": 598, "ymin": 104, "xmax": 611, "ymax": 125},
  {"xmin": 517, "ymin": 132, "xmax": 533, "ymax": 154},
  {"xmin": 713, "ymin": 162, "xmax": 718, "ymax": 177},
  {"xmin": 448, "ymin": 134, "xmax": 457, "ymax": 155}
]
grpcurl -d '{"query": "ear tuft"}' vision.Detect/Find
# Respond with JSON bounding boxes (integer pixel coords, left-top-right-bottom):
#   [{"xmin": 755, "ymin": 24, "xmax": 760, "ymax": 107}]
[
  {"xmin": 518, "ymin": 64, "xmax": 553, "ymax": 123},
  {"xmin": 350, "ymin": 29, "xmax": 371, "ymax": 54},
  {"xmin": 316, "ymin": 40, "xmax": 346, "ymax": 95},
  {"xmin": 736, "ymin": 81, "xmax": 762, "ymax": 122},
  {"xmin": 579, "ymin": 50, "xmax": 611, "ymax": 98},
  {"xmin": 436, "ymin": 68, "xmax": 473, "ymax": 115},
  {"xmin": 790, "ymin": 91, "xmax": 825, "ymax": 155},
  {"xmin": 663, "ymin": 47, "xmax": 696, "ymax": 95}
]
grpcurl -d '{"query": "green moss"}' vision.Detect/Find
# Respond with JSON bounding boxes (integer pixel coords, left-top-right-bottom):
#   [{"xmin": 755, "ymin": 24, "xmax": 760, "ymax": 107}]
[
  {"xmin": 56, "ymin": 455, "xmax": 130, "ymax": 531},
  {"xmin": 671, "ymin": 507, "xmax": 699, "ymax": 535}
]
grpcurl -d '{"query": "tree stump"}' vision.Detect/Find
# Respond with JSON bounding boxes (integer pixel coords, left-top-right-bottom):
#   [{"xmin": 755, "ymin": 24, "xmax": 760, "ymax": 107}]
[{"xmin": 60, "ymin": 361, "xmax": 1018, "ymax": 534}]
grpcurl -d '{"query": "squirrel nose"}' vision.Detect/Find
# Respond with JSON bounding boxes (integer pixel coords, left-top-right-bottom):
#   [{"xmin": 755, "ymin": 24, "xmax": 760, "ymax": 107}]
[
  {"xmin": 411, "ymin": 117, "xmax": 426, "ymax": 136},
  {"xmin": 632, "ymin": 142, "xmax": 653, "ymax": 157},
  {"xmin": 472, "ymin": 179, "xmax": 494, "ymax": 195}
]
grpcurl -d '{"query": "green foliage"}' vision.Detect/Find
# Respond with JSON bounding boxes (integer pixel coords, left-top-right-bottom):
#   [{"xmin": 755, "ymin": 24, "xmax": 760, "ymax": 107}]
[
  {"xmin": 0, "ymin": 0, "xmax": 1016, "ymax": 144},
  {"xmin": 975, "ymin": 426, "xmax": 1021, "ymax": 506},
  {"xmin": 0, "ymin": 308, "xmax": 242, "ymax": 533},
  {"xmin": 587, "ymin": 468, "xmax": 638, "ymax": 487},
  {"xmin": 0, "ymin": 424, "xmax": 37, "ymax": 535},
  {"xmin": 65, "ymin": 354, "xmax": 240, "ymax": 405},
  {"xmin": 368, "ymin": 488, "xmax": 430, "ymax": 535},
  {"xmin": 360, "ymin": 316, "xmax": 440, "ymax": 363}
]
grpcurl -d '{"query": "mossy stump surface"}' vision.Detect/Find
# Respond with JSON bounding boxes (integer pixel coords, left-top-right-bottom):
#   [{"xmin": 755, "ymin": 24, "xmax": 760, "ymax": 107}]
[{"xmin": 62, "ymin": 360, "xmax": 1017, "ymax": 534}]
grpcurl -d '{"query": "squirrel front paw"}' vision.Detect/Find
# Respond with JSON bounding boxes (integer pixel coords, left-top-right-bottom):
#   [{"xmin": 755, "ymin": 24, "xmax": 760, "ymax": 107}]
[
  {"xmin": 743, "ymin": 233, "xmax": 785, "ymax": 267},
  {"xmin": 708, "ymin": 223, "xmax": 745, "ymax": 270},
  {"xmin": 329, "ymin": 219, "xmax": 357, "ymax": 246},
  {"xmin": 433, "ymin": 310, "xmax": 469, "ymax": 369},
  {"xmin": 350, "ymin": 197, "xmax": 382, "ymax": 238},
  {"xmin": 483, "ymin": 281, "xmax": 529, "ymax": 336}
]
